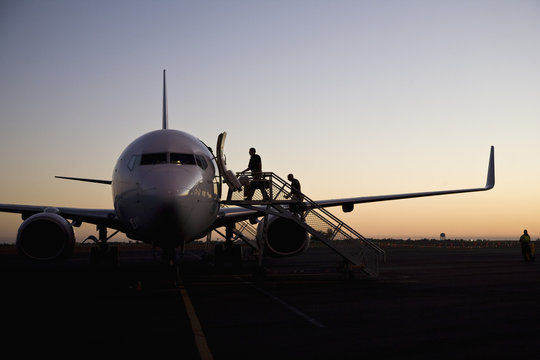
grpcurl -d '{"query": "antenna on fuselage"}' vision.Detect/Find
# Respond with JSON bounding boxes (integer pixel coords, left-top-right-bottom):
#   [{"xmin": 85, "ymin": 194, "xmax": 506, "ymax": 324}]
[{"xmin": 162, "ymin": 69, "xmax": 168, "ymax": 130}]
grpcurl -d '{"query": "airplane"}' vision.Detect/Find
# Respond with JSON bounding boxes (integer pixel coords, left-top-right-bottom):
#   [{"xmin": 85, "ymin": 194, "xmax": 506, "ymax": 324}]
[{"xmin": 0, "ymin": 70, "xmax": 495, "ymax": 269}]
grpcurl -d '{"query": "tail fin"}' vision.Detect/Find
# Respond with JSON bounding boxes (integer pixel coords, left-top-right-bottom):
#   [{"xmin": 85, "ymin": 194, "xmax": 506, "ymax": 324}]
[{"xmin": 162, "ymin": 69, "xmax": 168, "ymax": 130}]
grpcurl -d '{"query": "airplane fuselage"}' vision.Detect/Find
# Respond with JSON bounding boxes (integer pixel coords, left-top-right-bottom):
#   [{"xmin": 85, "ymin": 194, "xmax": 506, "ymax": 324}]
[{"xmin": 112, "ymin": 129, "xmax": 220, "ymax": 249}]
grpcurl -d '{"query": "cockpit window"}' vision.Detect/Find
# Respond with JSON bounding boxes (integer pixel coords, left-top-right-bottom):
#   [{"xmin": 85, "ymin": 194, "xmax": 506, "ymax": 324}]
[
  {"xmin": 140, "ymin": 153, "xmax": 167, "ymax": 165},
  {"xmin": 170, "ymin": 153, "xmax": 196, "ymax": 165},
  {"xmin": 136, "ymin": 152, "xmax": 202, "ymax": 167},
  {"xmin": 127, "ymin": 155, "xmax": 140, "ymax": 170},
  {"xmin": 195, "ymin": 155, "xmax": 208, "ymax": 169}
]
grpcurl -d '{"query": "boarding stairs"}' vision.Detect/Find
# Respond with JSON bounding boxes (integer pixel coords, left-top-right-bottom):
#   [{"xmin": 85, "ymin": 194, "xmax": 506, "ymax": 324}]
[
  {"xmin": 222, "ymin": 172, "xmax": 386, "ymax": 277},
  {"xmin": 214, "ymin": 132, "xmax": 385, "ymax": 277}
]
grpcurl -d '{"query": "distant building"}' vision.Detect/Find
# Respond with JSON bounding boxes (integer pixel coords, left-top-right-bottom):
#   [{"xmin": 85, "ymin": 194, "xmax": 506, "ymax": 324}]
[{"xmin": 440, "ymin": 233, "xmax": 446, "ymax": 241}]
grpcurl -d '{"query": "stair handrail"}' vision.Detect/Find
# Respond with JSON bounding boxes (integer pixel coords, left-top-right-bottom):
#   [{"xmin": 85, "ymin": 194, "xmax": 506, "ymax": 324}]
[
  {"xmin": 226, "ymin": 172, "xmax": 385, "ymax": 263},
  {"xmin": 237, "ymin": 171, "xmax": 385, "ymax": 259}
]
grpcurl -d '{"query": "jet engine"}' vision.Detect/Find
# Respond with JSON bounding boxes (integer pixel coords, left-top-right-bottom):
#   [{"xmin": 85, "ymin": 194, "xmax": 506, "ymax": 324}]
[
  {"xmin": 16, "ymin": 212, "xmax": 75, "ymax": 261},
  {"xmin": 257, "ymin": 215, "xmax": 310, "ymax": 257}
]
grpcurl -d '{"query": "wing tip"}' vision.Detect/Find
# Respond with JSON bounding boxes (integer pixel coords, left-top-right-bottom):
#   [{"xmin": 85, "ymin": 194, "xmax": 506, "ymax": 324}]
[{"xmin": 485, "ymin": 146, "xmax": 495, "ymax": 189}]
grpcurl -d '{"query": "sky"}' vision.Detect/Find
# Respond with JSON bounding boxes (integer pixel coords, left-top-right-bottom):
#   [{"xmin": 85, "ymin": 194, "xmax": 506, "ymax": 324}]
[{"xmin": 1, "ymin": 0, "xmax": 539, "ymax": 243}]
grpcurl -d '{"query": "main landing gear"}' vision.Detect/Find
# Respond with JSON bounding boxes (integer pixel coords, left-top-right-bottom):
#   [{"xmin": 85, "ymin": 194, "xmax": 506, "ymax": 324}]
[
  {"xmin": 214, "ymin": 243, "xmax": 243, "ymax": 269},
  {"xmin": 85, "ymin": 225, "xmax": 119, "ymax": 267},
  {"xmin": 214, "ymin": 225, "xmax": 243, "ymax": 269}
]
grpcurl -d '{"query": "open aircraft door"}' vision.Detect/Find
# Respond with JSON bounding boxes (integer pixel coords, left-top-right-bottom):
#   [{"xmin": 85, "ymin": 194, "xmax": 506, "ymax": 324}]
[{"xmin": 216, "ymin": 132, "xmax": 242, "ymax": 192}]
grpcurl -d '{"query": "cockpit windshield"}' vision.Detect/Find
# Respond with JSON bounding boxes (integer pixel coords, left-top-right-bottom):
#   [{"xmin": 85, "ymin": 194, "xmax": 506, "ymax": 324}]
[
  {"xmin": 140, "ymin": 153, "xmax": 167, "ymax": 165},
  {"xmin": 170, "ymin": 153, "xmax": 196, "ymax": 165},
  {"xmin": 130, "ymin": 152, "xmax": 205, "ymax": 170}
]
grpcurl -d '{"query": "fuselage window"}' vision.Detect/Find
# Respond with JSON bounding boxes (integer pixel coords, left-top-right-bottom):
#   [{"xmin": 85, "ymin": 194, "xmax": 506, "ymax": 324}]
[
  {"xmin": 170, "ymin": 153, "xmax": 196, "ymax": 165},
  {"xmin": 140, "ymin": 153, "xmax": 167, "ymax": 165}
]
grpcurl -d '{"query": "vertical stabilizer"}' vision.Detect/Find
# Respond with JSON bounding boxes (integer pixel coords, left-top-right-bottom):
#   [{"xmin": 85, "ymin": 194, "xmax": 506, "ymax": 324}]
[{"xmin": 162, "ymin": 69, "xmax": 168, "ymax": 129}]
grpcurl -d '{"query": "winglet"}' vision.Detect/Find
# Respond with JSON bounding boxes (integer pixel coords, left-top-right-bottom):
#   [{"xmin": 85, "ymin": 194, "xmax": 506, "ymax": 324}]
[
  {"xmin": 485, "ymin": 146, "xmax": 495, "ymax": 189},
  {"xmin": 162, "ymin": 69, "xmax": 168, "ymax": 130}
]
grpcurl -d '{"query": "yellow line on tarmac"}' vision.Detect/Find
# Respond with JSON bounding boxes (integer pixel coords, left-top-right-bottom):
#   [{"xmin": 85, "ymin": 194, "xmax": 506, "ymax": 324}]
[{"xmin": 178, "ymin": 276, "xmax": 214, "ymax": 360}]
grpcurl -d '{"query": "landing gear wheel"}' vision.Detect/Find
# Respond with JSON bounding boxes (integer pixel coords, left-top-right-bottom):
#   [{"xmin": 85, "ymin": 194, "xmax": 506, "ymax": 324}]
[
  {"xmin": 90, "ymin": 245, "xmax": 118, "ymax": 267},
  {"xmin": 232, "ymin": 244, "xmax": 242, "ymax": 269},
  {"xmin": 214, "ymin": 244, "xmax": 224, "ymax": 268},
  {"xmin": 107, "ymin": 246, "xmax": 119, "ymax": 267},
  {"xmin": 87, "ymin": 226, "xmax": 119, "ymax": 267}
]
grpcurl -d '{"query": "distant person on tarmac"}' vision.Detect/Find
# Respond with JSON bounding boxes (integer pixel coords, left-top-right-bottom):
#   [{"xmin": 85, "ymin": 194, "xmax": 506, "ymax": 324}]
[{"xmin": 519, "ymin": 229, "xmax": 534, "ymax": 262}]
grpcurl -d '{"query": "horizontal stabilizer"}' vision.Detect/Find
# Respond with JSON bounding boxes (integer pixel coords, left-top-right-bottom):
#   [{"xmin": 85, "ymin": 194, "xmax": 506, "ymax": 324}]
[{"xmin": 55, "ymin": 176, "xmax": 112, "ymax": 185}]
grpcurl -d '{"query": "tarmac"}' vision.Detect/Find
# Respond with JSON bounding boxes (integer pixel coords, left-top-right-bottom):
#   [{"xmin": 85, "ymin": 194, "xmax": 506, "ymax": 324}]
[{"xmin": 1, "ymin": 241, "xmax": 539, "ymax": 360}]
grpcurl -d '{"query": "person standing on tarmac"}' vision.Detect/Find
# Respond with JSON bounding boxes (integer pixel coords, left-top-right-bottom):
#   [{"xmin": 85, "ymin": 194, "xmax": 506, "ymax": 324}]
[{"xmin": 519, "ymin": 229, "xmax": 534, "ymax": 262}]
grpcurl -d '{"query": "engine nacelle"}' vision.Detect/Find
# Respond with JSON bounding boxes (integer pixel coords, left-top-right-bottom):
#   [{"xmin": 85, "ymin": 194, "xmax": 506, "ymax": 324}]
[
  {"xmin": 257, "ymin": 215, "xmax": 310, "ymax": 257},
  {"xmin": 16, "ymin": 212, "xmax": 75, "ymax": 261}
]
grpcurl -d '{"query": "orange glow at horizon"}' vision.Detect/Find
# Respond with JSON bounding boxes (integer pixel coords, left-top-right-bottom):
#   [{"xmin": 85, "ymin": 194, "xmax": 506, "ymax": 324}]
[{"xmin": 1, "ymin": 1, "xmax": 539, "ymax": 243}]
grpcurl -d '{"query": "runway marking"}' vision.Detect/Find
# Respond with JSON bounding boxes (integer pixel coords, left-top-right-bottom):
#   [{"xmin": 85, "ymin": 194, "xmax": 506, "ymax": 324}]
[
  {"xmin": 235, "ymin": 277, "xmax": 326, "ymax": 329},
  {"xmin": 177, "ymin": 274, "xmax": 214, "ymax": 360}
]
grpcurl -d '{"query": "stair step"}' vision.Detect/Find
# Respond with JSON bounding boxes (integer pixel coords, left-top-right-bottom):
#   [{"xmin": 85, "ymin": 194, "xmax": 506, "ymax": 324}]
[{"xmin": 220, "ymin": 171, "xmax": 385, "ymax": 277}]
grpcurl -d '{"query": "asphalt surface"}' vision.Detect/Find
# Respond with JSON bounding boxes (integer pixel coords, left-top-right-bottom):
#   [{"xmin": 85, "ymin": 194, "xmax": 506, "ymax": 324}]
[{"xmin": 1, "ymin": 242, "xmax": 539, "ymax": 359}]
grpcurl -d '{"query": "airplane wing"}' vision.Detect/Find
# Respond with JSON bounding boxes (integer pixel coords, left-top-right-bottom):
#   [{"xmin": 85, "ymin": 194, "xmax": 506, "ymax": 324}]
[
  {"xmin": 313, "ymin": 146, "xmax": 494, "ymax": 211},
  {"xmin": 0, "ymin": 204, "xmax": 123, "ymax": 230},
  {"xmin": 3, "ymin": 147, "xmax": 494, "ymax": 232},
  {"xmin": 213, "ymin": 146, "xmax": 495, "ymax": 224},
  {"xmin": 213, "ymin": 206, "xmax": 261, "ymax": 228}
]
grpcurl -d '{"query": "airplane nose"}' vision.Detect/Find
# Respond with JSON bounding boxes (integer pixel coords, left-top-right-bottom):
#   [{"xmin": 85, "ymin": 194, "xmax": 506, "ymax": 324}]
[
  {"xmin": 140, "ymin": 167, "xmax": 199, "ymax": 196},
  {"xmin": 140, "ymin": 167, "xmax": 200, "ymax": 214},
  {"xmin": 139, "ymin": 183, "xmax": 195, "ymax": 241},
  {"xmin": 160, "ymin": 186, "xmax": 190, "ymax": 197}
]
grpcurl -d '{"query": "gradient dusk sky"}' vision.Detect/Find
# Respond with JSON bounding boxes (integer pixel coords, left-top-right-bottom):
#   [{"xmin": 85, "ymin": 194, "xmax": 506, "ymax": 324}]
[{"xmin": 1, "ymin": 1, "xmax": 539, "ymax": 243}]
